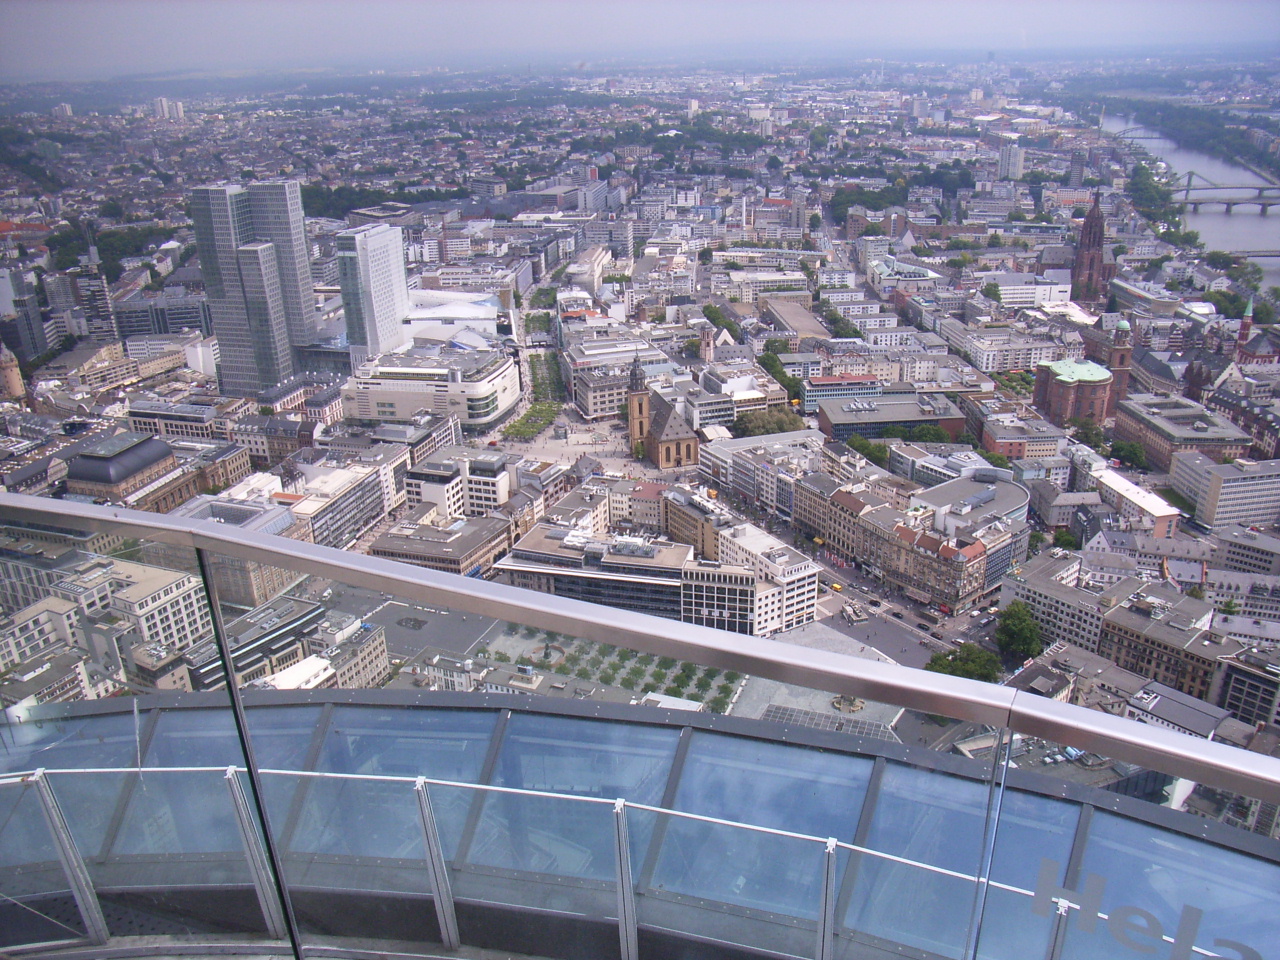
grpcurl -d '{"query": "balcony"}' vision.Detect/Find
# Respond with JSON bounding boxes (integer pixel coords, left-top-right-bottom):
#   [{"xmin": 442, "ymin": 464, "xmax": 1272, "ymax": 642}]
[{"xmin": 0, "ymin": 492, "xmax": 1277, "ymax": 960}]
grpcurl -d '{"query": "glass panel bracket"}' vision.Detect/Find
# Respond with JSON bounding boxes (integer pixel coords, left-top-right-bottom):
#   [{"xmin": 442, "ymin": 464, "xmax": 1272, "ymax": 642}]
[
  {"xmin": 31, "ymin": 769, "xmax": 108, "ymax": 945},
  {"xmin": 225, "ymin": 767, "xmax": 289, "ymax": 941},
  {"xmin": 415, "ymin": 777, "xmax": 460, "ymax": 950}
]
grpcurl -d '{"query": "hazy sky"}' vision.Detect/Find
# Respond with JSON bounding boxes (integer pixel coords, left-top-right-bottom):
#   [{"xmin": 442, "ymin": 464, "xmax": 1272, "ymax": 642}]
[{"xmin": 2, "ymin": 0, "xmax": 1278, "ymax": 82}]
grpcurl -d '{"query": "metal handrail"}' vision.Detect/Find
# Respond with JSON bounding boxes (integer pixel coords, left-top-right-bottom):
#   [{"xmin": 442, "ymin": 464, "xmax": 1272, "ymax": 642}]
[{"xmin": 3, "ymin": 492, "xmax": 1279, "ymax": 803}]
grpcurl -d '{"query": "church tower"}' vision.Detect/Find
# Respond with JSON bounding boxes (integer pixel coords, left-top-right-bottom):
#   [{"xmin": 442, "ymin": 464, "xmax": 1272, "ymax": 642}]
[
  {"xmin": 1236, "ymin": 298, "xmax": 1255, "ymax": 361},
  {"xmin": 1105, "ymin": 319, "xmax": 1132, "ymax": 417},
  {"xmin": 626, "ymin": 353, "xmax": 650, "ymax": 453},
  {"xmin": 1072, "ymin": 191, "xmax": 1106, "ymax": 302},
  {"xmin": 699, "ymin": 325, "xmax": 716, "ymax": 361}
]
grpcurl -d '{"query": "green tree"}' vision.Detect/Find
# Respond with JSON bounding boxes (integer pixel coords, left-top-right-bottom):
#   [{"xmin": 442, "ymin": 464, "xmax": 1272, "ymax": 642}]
[
  {"xmin": 1219, "ymin": 597, "xmax": 1240, "ymax": 616},
  {"xmin": 979, "ymin": 450, "xmax": 1010, "ymax": 469},
  {"xmin": 1110, "ymin": 441, "xmax": 1147, "ymax": 469},
  {"xmin": 683, "ymin": 338, "xmax": 701, "ymax": 358},
  {"xmin": 956, "ymin": 431, "xmax": 979, "ymax": 448},
  {"xmin": 1029, "ymin": 531, "xmax": 1046, "ymax": 553},
  {"xmin": 1229, "ymin": 260, "xmax": 1264, "ymax": 292},
  {"xmin": 1053, "ymin": 530, "xmax": 1080, "ymax": 550},
  {"xmin": 698, "ymin": 247, "xmax": 713, "ymax": 265},
  {"xmin": 829, "ymin": 318, "xmax": 863, "ymax": 339},
  {"xmin": 1205, "ymin": 250, "xmax": 1236, "ymax": 270},
  {"xmin": 766, "ymin": 155, "xmax": 783, "ymax": 171},
  {"xmin": 925, "ymin": 643, "xmax": 1002, "ymax": 683},
  {"xmin": 995, "ymin": 601, "xmax": 1042, "ymax": 661},
  {"xmin": 909, "ymin": 424, "xmax": 950, "ymax": 444},
  {"xmin": 757, "ymin": 351, "xmax": 802, "ymax": 401},
  {"xmin": 731, "ymin": 409, "xmax": 807, "ymax": 438},
  {"xmin": 702, "ymin": 304, "xmax": 742, "ymax": 342},
  {"xmin": 1068, "ymin": 416, "xmax": 1105, "ymax": 451},
  {"xmin": 981, "ymin": 282, "xmax": 1002, "ymax": 303},
  {"xmin": 809, "ymin": 212, "xmax": 822, "ymax": 231}
]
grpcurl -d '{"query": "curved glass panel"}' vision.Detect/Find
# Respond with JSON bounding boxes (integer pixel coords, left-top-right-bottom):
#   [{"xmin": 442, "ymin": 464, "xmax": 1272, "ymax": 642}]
[
  {"xmin": 842, "ymin": 763, "xmax": 987, "ymax": 959},
  {"xmin": 641, "ymin": 807, "xmax": 829, "ymax": 959},
  {"xmin": 975, "ymin": 788, "xmax": 1079, "ymax": 960},
  {"xmin": 264, "ymin": 706, "xmax": 499, "ymax": 942},
  {"xmin": 46, "ymin": 767, "xmax": 272, "ymax": 939},
  {"xmin": 468, "ymin": 713, "xmax": 679, "ymax": 881},
  {"xmin": 0, "ymin": 780, "xmax": 87, "ymax": 949},
  {"xmin": 1059, "ymin": 809, "xmax": 1280, "ymax": 960},
  {"xmin": 647, "ymin": 731, "xmax": 871, "ymax": 916},
  {"xmin": 0, "ymin": 711, "xmax": 147, "ymax": 775}
]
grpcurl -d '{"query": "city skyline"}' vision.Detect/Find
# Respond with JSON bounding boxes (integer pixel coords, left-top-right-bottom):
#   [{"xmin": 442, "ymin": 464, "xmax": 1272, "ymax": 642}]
[{"xmin": 1, "ymin": 0, "xmax": 1279, "ymax": 83}]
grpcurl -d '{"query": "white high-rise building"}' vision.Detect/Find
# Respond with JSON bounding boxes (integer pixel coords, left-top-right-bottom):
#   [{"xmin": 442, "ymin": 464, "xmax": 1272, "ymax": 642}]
[
  {"xmin": 997, "ymin": 144, "xmax": 1026, "ymax": 181},
  {"xmin": 152, "ymin": 98, "xmax": 184, "ymax": 120},
  {"xmin": 337, "ymin": 224, "xmax": 411, "ymax": 364},
  {"xmin": 190, "ymin": 181, "xmax": 314, "ymax": 396}
]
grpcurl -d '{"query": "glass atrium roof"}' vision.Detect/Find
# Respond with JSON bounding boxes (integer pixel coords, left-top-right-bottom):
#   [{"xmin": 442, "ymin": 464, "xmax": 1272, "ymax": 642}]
[{"xmin": 3, "ymin": 692, "xmax": 1276, "ymax": 960}]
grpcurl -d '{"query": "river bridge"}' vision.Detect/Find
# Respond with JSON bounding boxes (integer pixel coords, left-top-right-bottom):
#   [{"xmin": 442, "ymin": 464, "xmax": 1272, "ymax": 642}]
[{"xmin": 1110, "ymin": 130, "xmax": 1280, "ymax": 214}]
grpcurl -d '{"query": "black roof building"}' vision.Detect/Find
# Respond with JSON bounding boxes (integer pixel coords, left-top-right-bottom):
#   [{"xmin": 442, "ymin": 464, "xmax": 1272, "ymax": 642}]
[{"xmin": 64, "ymin": 432, "xmax": 173, "ymax": 486}]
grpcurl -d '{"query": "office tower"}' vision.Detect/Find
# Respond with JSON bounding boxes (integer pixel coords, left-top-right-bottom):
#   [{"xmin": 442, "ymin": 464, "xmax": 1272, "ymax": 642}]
[
  {"xmin": 244, "ymin": 181, "xmax": 314, "ymax": 348},
  {"xmin": 73, "ymin": 266, "xmax": 118, "ymax": 342},
  {"xmin": 996, "ymin": 143, "xmax": 1025, "ymax": 181},
  {"xmin": 337, "ymin": 224, "xmax": 410, "ymax": 365},
  {"xmin": 0, "ymin": 266, "xmax": 20, "ymax": 316},
  {"xmin": 190, "ymin": 181, "xmax": 314, "ymax": 396},
  {"xmin": 44, "ymin": 273, "xmax": 78, "ymax": 314},
  {"xmin": 51, "ymin": 103, "xmax": 73, "ymax": 118},
  {"xmin": 0, "ymin": 267, "xmax": 49, "ymax": 361},
  {"xmin": 1069, "ymin": 150, "xmax": 1086, "ymax": 189},
  {"xmin": 153, "ymin": 97, "xmax": 170, "ymax": 119}
]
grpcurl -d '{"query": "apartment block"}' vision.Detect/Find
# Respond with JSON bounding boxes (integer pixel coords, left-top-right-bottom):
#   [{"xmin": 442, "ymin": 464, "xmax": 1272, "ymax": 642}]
[
  {"xmin": 1096, "ymin": 586, "xmax": 1235, "ymax": 702},
  {"xmin": 1114, "ymin": 394, "xmax": 1251, "ymax": 473},
  {"xmin": 1170, "ymin": 454, "xmax": 1280, "ymax": 530}
]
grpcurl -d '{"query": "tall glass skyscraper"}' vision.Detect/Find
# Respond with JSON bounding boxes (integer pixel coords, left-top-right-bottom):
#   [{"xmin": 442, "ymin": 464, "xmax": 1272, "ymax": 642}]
[
  {"xmin": 336, "ymin": 223, "xmax": 411, "ymax": 365},
  {"xmin": 190, "ymin": 180, "xmax": 314, "ymax": 396}
]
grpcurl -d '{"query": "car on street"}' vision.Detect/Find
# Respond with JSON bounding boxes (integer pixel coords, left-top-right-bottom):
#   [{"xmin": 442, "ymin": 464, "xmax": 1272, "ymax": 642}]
[{"xmin": 891, "ymin": 611, "xmax": 904, "ymax": 619}]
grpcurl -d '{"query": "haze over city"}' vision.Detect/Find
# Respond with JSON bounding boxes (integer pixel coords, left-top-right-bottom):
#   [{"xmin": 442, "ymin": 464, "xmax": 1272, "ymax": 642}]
[
  {"xmin": 2, "ymin": 0, "xmax": 1279, "ymax": 81},
  {"xmin": 0, "ymin": 5, "xmax": 1279, "ymax": 958}
]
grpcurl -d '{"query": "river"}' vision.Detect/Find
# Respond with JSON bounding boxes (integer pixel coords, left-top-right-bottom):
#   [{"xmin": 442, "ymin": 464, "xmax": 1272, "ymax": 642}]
[{"xmin": 1100, "ymin": 116, "xmax": 1280, "ymax": 292}]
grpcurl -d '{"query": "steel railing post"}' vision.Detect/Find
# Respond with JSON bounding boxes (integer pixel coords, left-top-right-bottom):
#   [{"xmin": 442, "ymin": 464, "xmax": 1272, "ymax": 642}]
[
  {"xmin": 31, "ymin": 769, "xmax": 108, "ymax": 945},
  {"xmin": 614, "ymin": 799, "xmax": 639, "ymax": 960},
  {"xmin": 225, "ymin": 766, "xmax": 289, "ymax": 940},
  {"xmin": 415, "ymin": 777, "xmax": 460, "ymax": 950},
  {"xmin": 816, "ymin": 837, "xmax": 837, "ymax": 960}
]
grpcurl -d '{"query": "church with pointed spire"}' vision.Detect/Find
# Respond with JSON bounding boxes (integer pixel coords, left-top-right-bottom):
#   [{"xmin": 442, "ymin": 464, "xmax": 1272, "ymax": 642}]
[
  {"xmin": 626, "ymin": 353, "xmax": 700, "ymax": 469},
  {"xmin": 1234, "ymin": 298, "xmax": 1280, "ymax": 366},
  {"xmin": 626, "ymin": 353, "xmax": 650, "ymax": 452},
  {"xmin": 1070, "ymin": 191, "xmax": 1115, "ymax": 303}
]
